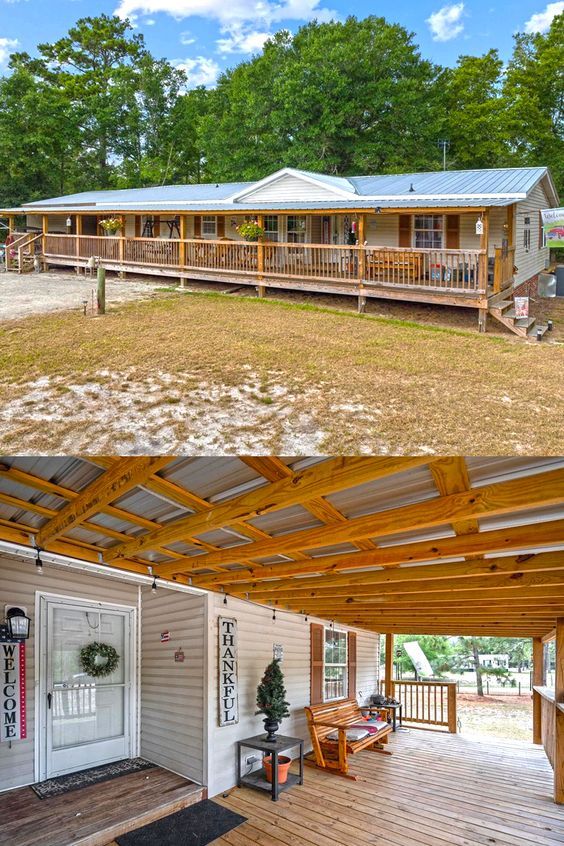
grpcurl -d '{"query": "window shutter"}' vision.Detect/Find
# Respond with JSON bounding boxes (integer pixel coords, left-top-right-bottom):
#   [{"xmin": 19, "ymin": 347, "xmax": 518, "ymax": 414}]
[
  {"xmin": 446, "ymin": 215, "xmax": 460, "ymax": 249},
  {"xmin": 194, "ymin": 215, "xmax": 202, "ymax": 238},
  {"xmin": 347, "ymin": 632, "xmax": 357, "ymax": 700},
  {"xmin": 135, "ymin": 216, "xmax": 141, "ymax": 238},
  {"xmin": 217, "ymin": 216, "xmax": 225, "ymax": 238},
  {"xmin": 398, "ymin": 215, "xmax": 411, "ymax": 247},
  {"xmin": 310, "ymin": 622, "xmax": 324, "ymax": 705}
]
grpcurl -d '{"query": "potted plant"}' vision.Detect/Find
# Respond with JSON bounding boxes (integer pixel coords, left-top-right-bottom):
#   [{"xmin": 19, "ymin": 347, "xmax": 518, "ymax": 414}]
[
  {"xmin": 99, "ymin": 217, "xmax": 123, "ymax": 236},
  {"xmin": 256, "ymin": 658, "xmax": 290, "ymax": 742},
  {"xmin": 235, "ymin": 220, "xmax": 265, "ymax": 242}
]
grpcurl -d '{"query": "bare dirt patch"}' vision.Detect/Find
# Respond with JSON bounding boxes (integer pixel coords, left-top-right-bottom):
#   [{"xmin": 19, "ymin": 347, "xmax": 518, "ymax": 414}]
[
  {"xmin": 457, "ymin": 693, "xmax": 532, "ymax": 742},
  {"xmin": 1, "ymin": 286, "xmax": 563, "ymax": 454}
]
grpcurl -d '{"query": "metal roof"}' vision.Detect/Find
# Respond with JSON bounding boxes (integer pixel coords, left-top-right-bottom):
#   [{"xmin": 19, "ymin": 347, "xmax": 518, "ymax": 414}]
[{"xmin": 10, "ymin": 166, "xmax": 555, "ymax": 215}]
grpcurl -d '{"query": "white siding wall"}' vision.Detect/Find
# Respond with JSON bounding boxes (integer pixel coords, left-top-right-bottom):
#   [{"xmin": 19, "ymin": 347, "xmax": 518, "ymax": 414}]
[
  {"xmin": 0, "ymin": 554, "xmax": 139, "ymax": 792},
  {"xmin": 514, "ymin": 181, "xmax": 551, "ymax": 285},
  {"xmin": 366, "ymin": 214, "xmax": 398, "ymax": 247},
  {"xmin": 239, "ymin": 175, "xmax": 344, "ymax": 203},
  {"xmin": 206, "ymin": 593, "xmax": 380, "ymax": 797},
  {"xmin": 140, "ymin": 588, "xmax": 206, "ymax": 783}
]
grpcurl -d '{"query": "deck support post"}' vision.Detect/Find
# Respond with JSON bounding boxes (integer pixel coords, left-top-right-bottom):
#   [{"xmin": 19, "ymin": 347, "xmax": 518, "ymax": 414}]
[
  {"xmin": 257, "ymin": 214, "xmax": 265, "ymax": 298},
  {"xmin": 358, "ymin": 295, "xmax": 367, "ymax": 314},
  {"xmin": 532, "ymin": 637, "xmax": 544, "ymax": 745},
  {"xmin": 384, "ymin": 633, "xmax": 394, "ymax": 699},
  {"xmin": 555, "ymin": 619, "xmax": 564, "ymax": 803},
  {"xmin": 478, "ymin": 308, "xmax": 488, "ymax": 332}
]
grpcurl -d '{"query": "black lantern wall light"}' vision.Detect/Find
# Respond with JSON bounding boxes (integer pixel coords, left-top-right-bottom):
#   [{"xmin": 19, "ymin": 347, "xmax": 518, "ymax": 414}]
[{"xmin": 0, "ymin": 607, "xmax": 31, "ymax": 642}]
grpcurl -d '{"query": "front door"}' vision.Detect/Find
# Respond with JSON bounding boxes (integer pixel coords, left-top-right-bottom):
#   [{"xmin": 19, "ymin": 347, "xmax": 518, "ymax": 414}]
[{"xmin": 39, "ymin": 596, "xmax": 135, "ymax": 779}]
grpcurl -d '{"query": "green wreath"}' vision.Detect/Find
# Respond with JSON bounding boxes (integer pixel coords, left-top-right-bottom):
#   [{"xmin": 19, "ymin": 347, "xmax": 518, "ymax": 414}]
[{"xmin": 80, "ymin": 641, "xmax": 119, "ymax": 678}]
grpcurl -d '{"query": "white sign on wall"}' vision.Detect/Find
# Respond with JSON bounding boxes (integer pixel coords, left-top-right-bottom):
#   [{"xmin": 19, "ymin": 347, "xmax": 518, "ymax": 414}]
[
  {"xmin": 218, "ymin": 617, "xmax": 238, "ymax": 726},
  {"xmin": 1, "ymin": 641, "xmax": 26, "ymax": 742}
]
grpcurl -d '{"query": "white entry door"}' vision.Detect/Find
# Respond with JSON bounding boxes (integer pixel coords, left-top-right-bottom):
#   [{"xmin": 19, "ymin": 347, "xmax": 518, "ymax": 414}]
[{"xmin": 39, "ymin": 596, "xmax": 136, "ymax": 779}]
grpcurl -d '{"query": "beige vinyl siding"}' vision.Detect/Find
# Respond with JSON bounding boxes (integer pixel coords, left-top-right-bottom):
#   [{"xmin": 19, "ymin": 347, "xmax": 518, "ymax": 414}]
[
  {"xmin": 514, "ymin": 180, "xmax": 551, "ymax": 286},
  {"xmin": 366, "ymin": 213, "xmax": 398, "ymax": 247},
  {"xmin": 239, "ymin": 174, "xmax": 345, "ymax": 203},
  {"xmin": 0, "ymin": 554, "xmax": 139, "ymax": 792},
  {"xmin": 140, "ymin": 588, "xmax": 206, "ymax": 783},
  {"xmin": 207, "ymin": 594, "xmax": 380, "ymax": 797}
]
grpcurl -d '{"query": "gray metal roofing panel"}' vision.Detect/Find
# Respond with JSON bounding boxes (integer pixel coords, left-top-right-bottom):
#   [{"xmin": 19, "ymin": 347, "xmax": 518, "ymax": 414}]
[
  {"xmin": 466, "ymin": 457, "xmax": 564, "ymax": 487},
  {"xmin": 349, "ymin": 167, "xmax": 547, "ymax": 197},
  {"xmin": 160, "ymin": 457, "xmax": 264, "ymax": 503},
  {"xmin": 3, "ymin": 456, "xmax": 103, "ymax": 493},
  {"xmin": 24, "ymin": 181, "xmax": 250, "ymax": 207},
  {"xmin": 326, "ymin": 465, "xmax": 439, "ymax": 520},
  {"xmin": 248, "ymin": 503, "xmax": 324, "ymax": 536},
  {"xmin": 292, "ymin": 169, "xmax": 357, "ymax": 194}
]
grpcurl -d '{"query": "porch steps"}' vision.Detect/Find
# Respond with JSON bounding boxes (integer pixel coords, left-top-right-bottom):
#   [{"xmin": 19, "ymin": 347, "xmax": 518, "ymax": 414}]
[{"xmin": 488, "ymin": 297, "xmax": 548, "ymax": 340}]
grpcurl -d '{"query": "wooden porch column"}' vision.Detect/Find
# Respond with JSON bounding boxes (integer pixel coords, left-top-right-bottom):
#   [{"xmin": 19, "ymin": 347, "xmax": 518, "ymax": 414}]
[
  {"xmin": 507, "ymin": 203, "xmax": 515, "ymax": 248},
  {"xmin": 179, "ymin": 215, "xmax": 187, "ymax": 287},
  {"xmin": 555, "ymin": 619, "xmax": 564, "ymax": 803},
  {"xmin": 41, "ymin": 215, "xmax": 48, "ymax": 256},
  {"xmin": 8, "ymin": 214, "xmax": 15, "ymax": 235},
  {"xmin": 357, "ymin": 214, "xmax": 366, "ymax": 313},
  {"xmin": 478, "ymin": 208, "xmax": 490, "ymax": 331},
  {"xmin": 257, "ymin": 213, "xmax": 265, "ymax": 298},
  {"xmin": 75, "ymin": 214, "xmax": 82, "ymax": 274},
  {"xmin": 533, "ymin": 636, "xmax": 544, "ymax": 745},
  {"xmin": 384, "ymin": 633, "xmax": 394, "ymax": 699}
]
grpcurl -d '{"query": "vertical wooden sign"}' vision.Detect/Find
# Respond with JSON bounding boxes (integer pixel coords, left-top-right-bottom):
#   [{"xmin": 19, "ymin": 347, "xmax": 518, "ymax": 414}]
[
  {"xmin": 1, "ymin": 642, "xmax": 26, "ymax": 742},
  {"xmin": 218, "ymin": 617, "xmax": 238, "ymax": 726}
]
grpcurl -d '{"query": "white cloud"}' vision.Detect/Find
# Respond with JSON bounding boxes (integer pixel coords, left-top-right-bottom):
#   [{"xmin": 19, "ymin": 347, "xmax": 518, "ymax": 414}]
[
  {"xmin": 173, "ymin": 56, "xmax": 221, "ymax": 87},
  {"xmin": 180, "ymin": 30, "xmax": 196, "ymax": 45},
  {"xmin": 0, "ymin": 37, "xmax": 18, "ymax": 66},
  {"xmin": 524, "ymin": 1, "xmax": 563, "ymax": 33},
  {"xmin": 426, "ymin": 3, "xmax": 465, "ymax": 41},
  {"xmin": 144, "ymin": 17, "xmax": 156, "ymax": 24},
  {"xmin": 114, "ymin": 0, "xmax": 337, "ymax": 30},
  {"xmin": 216, "ymin": 26, "xmax": 273, "ymax": 54}
]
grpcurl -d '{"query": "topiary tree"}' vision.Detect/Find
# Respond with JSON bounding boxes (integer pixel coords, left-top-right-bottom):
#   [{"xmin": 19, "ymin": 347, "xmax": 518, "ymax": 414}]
[{"xmin": 256, "ymin": 658, "xmax": 290, "ymax": 740}]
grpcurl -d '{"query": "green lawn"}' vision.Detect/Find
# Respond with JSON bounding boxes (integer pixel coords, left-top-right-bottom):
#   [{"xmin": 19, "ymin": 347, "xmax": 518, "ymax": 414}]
[{"xmin": 1, "ymin": 289, "xmax": 563, "ymax": 454}]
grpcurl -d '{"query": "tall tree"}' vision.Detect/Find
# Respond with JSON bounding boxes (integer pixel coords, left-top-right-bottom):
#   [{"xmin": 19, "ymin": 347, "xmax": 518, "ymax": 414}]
[{"xmin": 504, "ymin": 12, "xmax": 564, "ymax": 192}]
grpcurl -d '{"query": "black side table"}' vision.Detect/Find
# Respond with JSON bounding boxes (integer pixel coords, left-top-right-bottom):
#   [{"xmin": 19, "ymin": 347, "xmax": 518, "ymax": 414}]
[
  {"xmin": 236, "ymin": 733, "xmax": 304, "ymax": 801},
  {"xmin": 385, "ymin": 702, "xmax": 402, "ymax": 731}
]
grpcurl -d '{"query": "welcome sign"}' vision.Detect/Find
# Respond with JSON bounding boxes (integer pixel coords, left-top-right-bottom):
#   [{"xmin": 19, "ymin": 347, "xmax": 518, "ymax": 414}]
[
  {"xmin": 218, "ymin": 617, "xmax": 238, "ymax": 726},
  {"xmin": 541, "ymin": 208, "xmax": 564, "ymax": 249},
  {"xmin": 1, "ymin": 642, "xmax": 26, "ymax": 742}
]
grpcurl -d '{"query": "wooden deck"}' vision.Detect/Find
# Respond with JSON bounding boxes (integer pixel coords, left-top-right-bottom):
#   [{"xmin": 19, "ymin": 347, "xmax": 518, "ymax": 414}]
[
  {"xmin": 213, "ymin": 730, "xmax": 563, "ymax": 846},
  {"xmin": 0, "ymin": 766, "xmax": 204, "ymax": 846}
]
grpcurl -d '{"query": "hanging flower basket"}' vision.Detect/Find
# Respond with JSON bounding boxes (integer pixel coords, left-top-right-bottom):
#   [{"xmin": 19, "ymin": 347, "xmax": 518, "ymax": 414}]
[
  {"xmin": 80, "ymin": 641, "xmax": 120, "ymax": 678},
  {"xmin": 99, "ymin": 217, "xmax": 123, "ymax": 236},
  {"xmin": 235, "ymin": 221, "xmax": 265, "ymax": 242}
]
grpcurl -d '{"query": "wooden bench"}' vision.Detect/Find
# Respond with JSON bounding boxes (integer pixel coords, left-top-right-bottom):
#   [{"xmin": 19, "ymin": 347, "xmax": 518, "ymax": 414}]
[
  {"xmin": 304, "ymin": 697, "xmax": 392, "ymax": 779},
  {"xmin": 367, "ymin": 252, "xmax": 423, "ymax": 283}
]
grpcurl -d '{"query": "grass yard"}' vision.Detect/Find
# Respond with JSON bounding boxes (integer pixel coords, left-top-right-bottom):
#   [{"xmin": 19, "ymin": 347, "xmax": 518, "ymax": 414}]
[
  {"xmin": 1, "ymin": 288, "xmax": 563, "ymax": 454},
  {"xmin": 457, "ymin": 693, "xmax": 533, "ymax": 742}
]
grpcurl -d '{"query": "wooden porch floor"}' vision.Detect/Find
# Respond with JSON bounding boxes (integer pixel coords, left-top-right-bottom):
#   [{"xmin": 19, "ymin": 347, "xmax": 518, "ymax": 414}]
[
  {"xmin": 213, "ymin": 730, "xmax": 563, "ymax": 846},
  {"xmin": 0, "ymin": 766, "xmax": 204, "ymax": 846}
]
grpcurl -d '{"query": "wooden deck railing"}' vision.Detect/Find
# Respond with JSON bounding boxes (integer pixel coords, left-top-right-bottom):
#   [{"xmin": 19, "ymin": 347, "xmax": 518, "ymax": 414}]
[
  {"xmin": 493, "ymin": 245, "xmax": 515, "ymax": 293},
  {"xmin": 391, "ymin": 680, "xmax": 457, "ymax": 732},
  {"xmin": 42, "ymin": 234, "xmax": 487, "ymax": 295}
]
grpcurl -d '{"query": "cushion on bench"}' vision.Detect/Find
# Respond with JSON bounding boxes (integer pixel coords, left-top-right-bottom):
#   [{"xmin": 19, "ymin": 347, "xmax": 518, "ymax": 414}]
[{"xmin": 326, "ymin": 727, "xmax": 369, "ymax": 742}]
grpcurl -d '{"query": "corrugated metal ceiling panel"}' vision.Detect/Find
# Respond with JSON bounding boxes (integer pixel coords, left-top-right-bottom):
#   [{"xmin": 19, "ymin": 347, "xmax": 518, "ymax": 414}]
[{"xmin": 326, "ymin": 464, "xmax": 439, "ymax": 519}]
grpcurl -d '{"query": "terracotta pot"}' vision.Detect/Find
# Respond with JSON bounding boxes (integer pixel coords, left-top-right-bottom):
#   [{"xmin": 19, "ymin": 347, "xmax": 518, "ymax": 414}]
[{"xmin": 263, "ymin": 755, "xmax": 292, "ymax": 784}]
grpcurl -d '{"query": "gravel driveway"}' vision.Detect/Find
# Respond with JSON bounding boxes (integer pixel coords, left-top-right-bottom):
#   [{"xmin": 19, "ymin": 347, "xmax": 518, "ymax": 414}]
[{"xmin": 0, "ymin": 269, "xmax": 164, "ymax": 320}]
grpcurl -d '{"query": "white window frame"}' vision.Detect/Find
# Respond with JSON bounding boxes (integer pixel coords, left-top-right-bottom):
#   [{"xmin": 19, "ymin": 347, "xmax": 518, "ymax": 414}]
[
  {"xmin": 264, "ymin": 215, "xmax": 279, "ymax": 242},
  {"xmin": 202, "ymin": 215, "xmax": 217, "ymax": 238},
  {"xmin": 323, "ymin": 627, "xmax": 348, "ymax": 702},
  {"xmin": 287, "ymin": 215, "xmax": 306, "ymax": 244},
  {"xmin": 413, "ymin": 214, "xmax": 444, "ymax": 249}
]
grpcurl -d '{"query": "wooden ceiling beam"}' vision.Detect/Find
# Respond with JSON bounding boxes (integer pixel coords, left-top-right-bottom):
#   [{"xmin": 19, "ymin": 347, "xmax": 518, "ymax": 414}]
[
  {"xmin": 158, "ymin": 467, "xmax": 564, "ymax": 575},
  {"xmin": 106, "ymin": 457, "xmax": 431, "ymax": 565},
  {"xmin": 429, "ymin": 456, "xmax": 478, "ymax": 537},
  {"xmin": 35, "ymin": 457, "xmax": 172, "ymax": 547},
  {"xmin": 228, "ymin": 550, "xmax": 564, "ymax": 599}
]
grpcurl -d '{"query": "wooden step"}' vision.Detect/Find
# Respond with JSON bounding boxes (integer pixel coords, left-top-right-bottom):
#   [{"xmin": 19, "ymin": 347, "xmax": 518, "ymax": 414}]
[
  {"xmin": 490, "ymin": 299, "xmax": 513, "ymax": 313},
  {"xmin": 528, "ymin": 323, "xmax": 548, "ymax": 341}
]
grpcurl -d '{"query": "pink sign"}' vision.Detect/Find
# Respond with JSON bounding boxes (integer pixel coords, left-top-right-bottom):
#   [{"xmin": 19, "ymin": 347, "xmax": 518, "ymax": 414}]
[{"xmin": 1, "ymin": 642, "xmax": 26, "ymax": 741}]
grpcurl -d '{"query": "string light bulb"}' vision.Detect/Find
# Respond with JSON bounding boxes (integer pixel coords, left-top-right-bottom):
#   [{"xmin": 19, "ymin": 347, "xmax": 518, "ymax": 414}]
[
  {"xmin": 151, "ymin": 575, "xmax": 157, "ymax": 594},
  {"xmin": 223, "ymin": 594, "xmax": 228, "ymax": 605},
  {"xmin": 35, "ymin": 550, "xmax": 43, "ymax": 574},
  {"xmin": 272, "ymin": 609, "xmax": 276, "ymax": 622}
]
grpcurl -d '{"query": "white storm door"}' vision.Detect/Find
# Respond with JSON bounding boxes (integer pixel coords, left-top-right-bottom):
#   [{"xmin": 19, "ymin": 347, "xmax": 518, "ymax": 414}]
[{"xmin": 44, "ymin": 598, "xmax": 134, "ymax": 778}]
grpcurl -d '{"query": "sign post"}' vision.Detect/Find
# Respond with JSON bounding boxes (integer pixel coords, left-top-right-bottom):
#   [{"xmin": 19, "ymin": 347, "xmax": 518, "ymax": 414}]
[{"xmin": 541, "ymin": 208, "xmax": 564, "ymax": 248}]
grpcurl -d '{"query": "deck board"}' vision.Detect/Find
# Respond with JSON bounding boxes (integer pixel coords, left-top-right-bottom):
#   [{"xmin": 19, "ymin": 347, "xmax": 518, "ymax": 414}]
[
  {"xmin": 0, "ymin": 766, "xmax": 204, "ymax": 846},
  {"xmin": 214, "ymin": 730, "xmax": 563, "ymax": 846}
]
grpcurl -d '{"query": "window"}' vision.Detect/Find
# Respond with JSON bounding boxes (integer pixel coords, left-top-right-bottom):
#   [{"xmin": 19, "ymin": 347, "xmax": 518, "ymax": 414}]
[
  {"xmin": 523, "ymin": 216, "xmax": 531, "ymax": 251},
  {"xmin": 287, "ymin": 215, "xmax": 306, "ymax": 243},
  {"xmin": 324, "ymin": 628, "xmax": 347, "ymax": 701},
  {"xmin": 202, "ymin": 215, "xmax": 217, "ymax": 237},
  {"xmin": 413, "ymin": 215, "xmax": 443, "ymax": 249},
  {"xmin": 263, "ymin": 215, "xmax": 279, "ymax": 242}
]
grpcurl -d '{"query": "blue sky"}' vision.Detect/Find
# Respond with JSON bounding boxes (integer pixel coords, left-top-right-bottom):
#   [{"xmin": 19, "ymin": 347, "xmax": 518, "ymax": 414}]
[{"xmin": 0, "ymin": 0, "xmax": 562, "ymax": 86}]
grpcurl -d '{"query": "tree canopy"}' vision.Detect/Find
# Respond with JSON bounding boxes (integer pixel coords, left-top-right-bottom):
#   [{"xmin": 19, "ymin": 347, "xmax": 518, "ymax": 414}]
[{"xmin": 0, "ymin": 12, "xmax": 562, "ymax": 207}]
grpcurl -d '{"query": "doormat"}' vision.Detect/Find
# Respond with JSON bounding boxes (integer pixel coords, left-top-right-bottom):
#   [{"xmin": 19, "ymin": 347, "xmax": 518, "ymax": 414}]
[
  {"xmin": 116, "ymin": 799, "xmax": 247, "ymax": 846},
  {"xmin": 31, "ymin": 758, "xmax": 157, "ymax": 799}
]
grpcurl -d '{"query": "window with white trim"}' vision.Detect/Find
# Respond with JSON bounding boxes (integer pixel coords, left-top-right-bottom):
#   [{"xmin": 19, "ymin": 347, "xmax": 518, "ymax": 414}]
[
  {"xmin": 287, "ymin": 215, "xmax": 306, "ymax": 243},
  {"xmin": 264, "ymin": 215, "xmax": 279, "ymax": 241},
  {"xmin": 324, "ymin": 627, "xmax": 347, "ymax": 701},
  {"xmin": 523, "ymin": 216, "xmax": 531, "ymax": 251},
  {"xmin": 202, "ymin": 215, "xmax": 217, "ymax": 237},
  {"xmin": 413, "ymin": 214, "xmax": 443, "ymax": 249}
]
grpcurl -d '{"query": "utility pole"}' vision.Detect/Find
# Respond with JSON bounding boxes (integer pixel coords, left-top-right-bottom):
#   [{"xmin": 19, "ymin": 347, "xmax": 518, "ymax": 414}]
[{"xmin": 437, "ymin": 139, "xmax": 450, "ymax": 171}]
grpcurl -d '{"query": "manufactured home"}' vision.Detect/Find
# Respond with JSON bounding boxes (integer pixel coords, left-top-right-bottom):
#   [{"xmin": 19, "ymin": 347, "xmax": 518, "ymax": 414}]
[
  {"xmin": 1, "ymin": 166, "xmax": 559, "ymax": 336},
  {"xmin": 0, "ymin": 455, "xmax": 563, "ymax": 846}
]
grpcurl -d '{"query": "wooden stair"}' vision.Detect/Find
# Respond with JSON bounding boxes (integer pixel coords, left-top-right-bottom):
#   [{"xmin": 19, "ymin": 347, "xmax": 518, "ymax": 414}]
[{"xmin": 488, "ymin": 297, "xmax": 549, "ymax": 340}]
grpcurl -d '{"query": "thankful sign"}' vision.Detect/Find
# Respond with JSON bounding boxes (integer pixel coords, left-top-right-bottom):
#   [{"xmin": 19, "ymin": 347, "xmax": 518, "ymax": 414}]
[
  {"xmin": 1, "ymin": 642, "xmax": 26, "ymax": 742},
  {"xmin": 218, "ymin": 617, "xmax": 238, "ymax": 726}
]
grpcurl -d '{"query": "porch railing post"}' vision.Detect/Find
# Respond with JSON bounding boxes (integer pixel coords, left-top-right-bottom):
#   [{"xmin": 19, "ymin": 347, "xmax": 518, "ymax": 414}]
[
  {"xmin": 533, "ymin": 636, "xmax": 544, "ymax": 744},
  {"xmin": 447, "ymin": 682, "xmax": 457, "ymax": 733},
  {"xmin": 384, "ymin": 633, "xmax": 394, "ymax": 699},
  {"xmin": 555, "ymin": 619, "xmax": 564, "ymax": 803}
]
